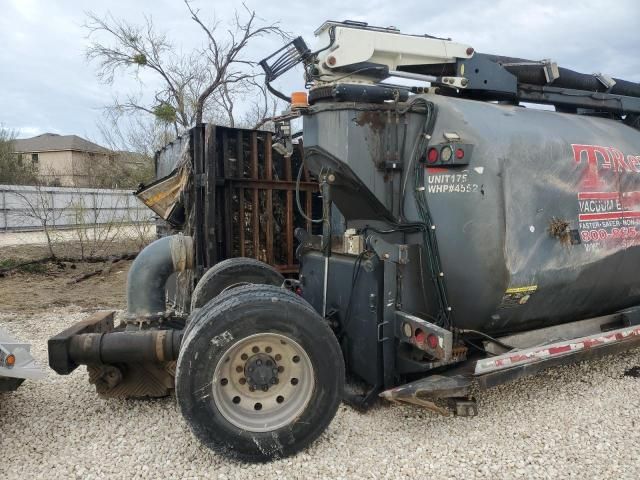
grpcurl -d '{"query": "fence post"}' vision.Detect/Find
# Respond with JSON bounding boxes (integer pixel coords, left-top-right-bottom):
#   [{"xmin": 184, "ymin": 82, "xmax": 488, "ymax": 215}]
[
  {"xmin": 93, "ymin": 191, "xmax": 98, "ymax": 224},
  {"xmin": 2, "ymin": 189, "xmax": 6, "ymax": 231},
  {"xmin": 50, "ymin": 188, "xmax": 56, "ymax": 228}
]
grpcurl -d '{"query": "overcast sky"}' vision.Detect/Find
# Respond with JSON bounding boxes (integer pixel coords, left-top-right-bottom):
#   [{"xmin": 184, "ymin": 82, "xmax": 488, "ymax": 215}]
[{"xmin": 2, "ymin": 0, "xmax": 639, "ymax": 144}]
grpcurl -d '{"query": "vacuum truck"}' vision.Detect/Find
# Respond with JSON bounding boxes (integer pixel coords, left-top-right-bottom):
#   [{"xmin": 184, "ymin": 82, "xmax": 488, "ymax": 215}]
[{"xmin": 49, "ymin": 20, "xmax": 640, "ymax": 461}]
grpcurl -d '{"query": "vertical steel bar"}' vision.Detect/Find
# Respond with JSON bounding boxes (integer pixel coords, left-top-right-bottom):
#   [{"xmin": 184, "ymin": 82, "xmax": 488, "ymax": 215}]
[
  {"xmin": 306, "ymin": 190, "xmax": 312, "ymax": 232},
  {"xmin": 239, "ymin": 187, "xmax": 245, "ymax": 256},
  {"xmin": 204, "ymin": 124, "xmax": 217, "ymax": 266},
  {"xmin": 222, "ymin": 130, "xmax": 233, "ymax": 258},
  {"xmin": 251, "ymin": 132, "xmax": 259, "ymax": 259},
  {"xmin": 284, "ymin": 154, "xmax": 294, "ymax": 267},
  {"xmin": 236, "ymin": 130, "xmax": 243, "ymax": 178},
  {"xmin": 265, "ymin": 133, "xmax": 274, "ymax": 265},
  {"xmin": 192, "ymin": 125, "xmax": 206, "ymax": 271}
]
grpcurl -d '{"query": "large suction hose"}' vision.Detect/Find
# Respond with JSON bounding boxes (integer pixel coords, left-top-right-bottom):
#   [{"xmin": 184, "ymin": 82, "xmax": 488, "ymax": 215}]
[{"xmin": 126, "ymin": 234, "xmax": 194, "ymax": 318}]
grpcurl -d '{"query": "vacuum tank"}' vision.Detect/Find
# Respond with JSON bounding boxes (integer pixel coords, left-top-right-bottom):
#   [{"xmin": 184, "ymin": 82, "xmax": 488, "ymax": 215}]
[{"xmin": 303, "ymin": 94, "xmax": 640, "ymax": 334}]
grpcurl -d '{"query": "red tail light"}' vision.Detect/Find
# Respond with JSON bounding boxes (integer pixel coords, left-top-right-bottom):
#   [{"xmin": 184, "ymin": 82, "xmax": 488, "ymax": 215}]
[{"xmin": 427, "ymin": 148, "xmax": 439, "ymax": 164}]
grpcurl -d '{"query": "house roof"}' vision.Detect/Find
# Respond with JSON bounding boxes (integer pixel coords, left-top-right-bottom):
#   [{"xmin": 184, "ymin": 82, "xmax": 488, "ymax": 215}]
[{"xmin": 13, "ymin": 133, "xmax": 111, "ymax": 154}]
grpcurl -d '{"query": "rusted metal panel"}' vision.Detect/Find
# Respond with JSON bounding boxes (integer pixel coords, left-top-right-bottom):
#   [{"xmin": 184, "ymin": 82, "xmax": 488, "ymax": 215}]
[{"xmin": 154, "ymin": 124, "xmax": 319, "ymax": 276}]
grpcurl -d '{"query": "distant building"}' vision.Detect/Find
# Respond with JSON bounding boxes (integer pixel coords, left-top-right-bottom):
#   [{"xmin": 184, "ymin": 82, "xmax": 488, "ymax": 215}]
[{"xmin": 12, "ymin": 133, "xmax": 116, "ymax": 187}]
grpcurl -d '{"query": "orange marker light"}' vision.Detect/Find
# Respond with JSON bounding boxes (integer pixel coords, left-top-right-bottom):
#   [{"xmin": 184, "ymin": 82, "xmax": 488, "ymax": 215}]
[
  {"xmin": 291, "ymin": 91, "xmax": 309, "ymax": 108},
  {"xmin": 5, "ymin": 354, "xmax": 15, "ymax": 368}
]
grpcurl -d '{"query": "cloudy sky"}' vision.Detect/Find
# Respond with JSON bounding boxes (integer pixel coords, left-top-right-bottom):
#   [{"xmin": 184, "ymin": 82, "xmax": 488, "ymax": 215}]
[{"xmin": 2, "ymin": 0, "xmax": 639, "ymax": 144}]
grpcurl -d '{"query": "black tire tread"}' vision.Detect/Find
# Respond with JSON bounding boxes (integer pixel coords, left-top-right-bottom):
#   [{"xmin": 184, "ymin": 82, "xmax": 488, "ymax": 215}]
[
  {"xmin": 190, "ymin": 257, "xmax": 284, "ymax": 311},
  {"xmin": 177, "ymin": 284, "xmax": 344, "ymax": 462}
]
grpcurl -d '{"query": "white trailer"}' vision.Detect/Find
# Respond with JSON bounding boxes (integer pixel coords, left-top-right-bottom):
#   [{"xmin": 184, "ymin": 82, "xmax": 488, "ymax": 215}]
[{"xmin": 0, "ymin": 327, "xmax": 46, "ymax": 392}]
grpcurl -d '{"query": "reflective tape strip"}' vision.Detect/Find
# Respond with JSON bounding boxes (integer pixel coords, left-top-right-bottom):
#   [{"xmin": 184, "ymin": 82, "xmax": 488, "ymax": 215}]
[{"xmin": 474, "ymin": 325, "xmax": 640, "ymax": 375}]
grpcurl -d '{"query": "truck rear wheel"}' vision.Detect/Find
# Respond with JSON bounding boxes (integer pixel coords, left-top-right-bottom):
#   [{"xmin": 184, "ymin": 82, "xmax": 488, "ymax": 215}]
[
  {"xmin": 176, "ymin": 285, "xmax": 344, "ymax": 461},
  {"xmin": 190, "ymin": 257, "xmax": 284, "ymax": 311}
]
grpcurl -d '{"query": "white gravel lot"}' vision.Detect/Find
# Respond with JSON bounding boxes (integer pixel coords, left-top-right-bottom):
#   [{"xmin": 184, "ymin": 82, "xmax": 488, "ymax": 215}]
[{"xmin": 2, "ymin": 306, "xmax": 640, "ymax": 479}]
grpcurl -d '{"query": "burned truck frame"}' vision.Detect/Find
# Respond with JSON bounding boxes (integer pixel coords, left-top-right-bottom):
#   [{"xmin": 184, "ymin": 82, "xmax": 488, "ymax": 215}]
[{"xmin": 49, "ymin": 20, "xmax": 640, "ymax": 462}]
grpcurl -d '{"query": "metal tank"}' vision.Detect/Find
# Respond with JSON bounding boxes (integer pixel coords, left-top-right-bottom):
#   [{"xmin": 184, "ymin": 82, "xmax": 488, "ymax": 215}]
[{"xmin": 302, "ymin": 94, "xmax": 640, "ymax": 335}]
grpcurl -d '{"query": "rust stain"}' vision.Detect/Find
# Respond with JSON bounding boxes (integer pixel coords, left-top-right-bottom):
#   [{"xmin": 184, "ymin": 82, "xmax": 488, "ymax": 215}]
[{"xmin": 355, "ymin": 111, "xmax": 387, "ymax": 131}]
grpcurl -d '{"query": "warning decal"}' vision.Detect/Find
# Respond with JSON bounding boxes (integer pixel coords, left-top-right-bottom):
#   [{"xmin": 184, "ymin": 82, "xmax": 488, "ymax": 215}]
[{"xmin": 499, "ymin": 285, "xmax": 538, "ymax": 309}]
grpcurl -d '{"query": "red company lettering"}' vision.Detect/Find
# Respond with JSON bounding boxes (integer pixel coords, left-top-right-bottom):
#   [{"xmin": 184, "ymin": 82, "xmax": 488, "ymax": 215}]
[{"xmin": 572, "ymin": 144, "xmax": 640, "ymax": 188}]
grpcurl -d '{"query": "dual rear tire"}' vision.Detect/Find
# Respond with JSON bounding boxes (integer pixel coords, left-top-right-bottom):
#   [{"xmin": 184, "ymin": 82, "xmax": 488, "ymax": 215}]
[{"xmin": 177, "ymin": 283, "xmax": 344, "ymax": 461}]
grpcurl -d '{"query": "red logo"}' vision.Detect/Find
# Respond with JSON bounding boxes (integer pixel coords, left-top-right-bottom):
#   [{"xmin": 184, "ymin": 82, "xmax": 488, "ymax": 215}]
[{"xmin": 572, "ymin": 144, "xmax": 640, "ymax": 188}]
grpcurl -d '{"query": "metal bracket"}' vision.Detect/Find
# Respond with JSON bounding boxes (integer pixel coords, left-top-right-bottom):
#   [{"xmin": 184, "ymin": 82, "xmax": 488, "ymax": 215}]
[
  {"xmin": 457, "ymin": 53, "xmax": 518, "ymax": 95},
  {"xmin": 395, "ymin": 311, "xmax": 453, "ymax": 361},
  {"xmin": 594, "ymin": 72, "xmax": 616, "ymax": 90},
  {"xmin": 369, "ymin": 236, "xmax": 409, "ymax": 264},
  {"xmin": 438, "ymin": 76, "xmax": 469, "ymax": 89},
  {"xmin": 542, "ymin": 59, "xmax": 560, "ymax": 83}
]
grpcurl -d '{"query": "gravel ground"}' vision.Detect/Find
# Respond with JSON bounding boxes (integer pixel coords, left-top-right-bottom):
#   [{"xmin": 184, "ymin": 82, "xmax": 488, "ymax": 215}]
[{"xmin": 2, "ymin": 307, "xmax": 640, "ymax": 479}]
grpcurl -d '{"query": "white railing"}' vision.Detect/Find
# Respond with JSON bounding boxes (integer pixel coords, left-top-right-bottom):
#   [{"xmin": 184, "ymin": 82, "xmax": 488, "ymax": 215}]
[{"xmin": 0, "ymin": 184, "xmax": 153, "ymax": 231}]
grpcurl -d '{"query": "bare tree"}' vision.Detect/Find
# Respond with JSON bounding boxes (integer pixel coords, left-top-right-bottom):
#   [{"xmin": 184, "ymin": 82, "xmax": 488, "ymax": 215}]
[
  {"xmin": 242, "ymin": 80, "xmax": 284, "ymax": 130},
  {"xmin": 0, "ymin": 126, "xmax": 38, "ymax": 185},
  {"xmin": 94, "ymin": 113, "xmax": 160, "ymax": 188},
  {"xmin": 85, "ymin": 2, "xmax": 286, "ymax": 135},
  {"xmin": 10, "ymin": 177, "xmax": 68, "ymax": 258}
]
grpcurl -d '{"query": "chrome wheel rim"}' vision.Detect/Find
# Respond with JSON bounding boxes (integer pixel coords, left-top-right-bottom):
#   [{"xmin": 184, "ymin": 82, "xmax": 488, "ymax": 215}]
[{"xmin": 212, "ymin": 333, "xmax": 314, "ymax": 432}]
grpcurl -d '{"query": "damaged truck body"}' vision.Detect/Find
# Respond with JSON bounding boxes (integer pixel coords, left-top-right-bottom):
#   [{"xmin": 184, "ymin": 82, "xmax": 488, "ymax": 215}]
[{"xmin": 49, "ymin": 20, "xmax": 640, "ymax": 461}]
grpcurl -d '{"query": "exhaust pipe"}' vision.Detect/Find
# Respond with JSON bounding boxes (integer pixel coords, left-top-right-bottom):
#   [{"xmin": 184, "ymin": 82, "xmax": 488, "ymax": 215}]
[{"xmin": 126, "ymin": 234, "xmax": 194, "ymax": 321}]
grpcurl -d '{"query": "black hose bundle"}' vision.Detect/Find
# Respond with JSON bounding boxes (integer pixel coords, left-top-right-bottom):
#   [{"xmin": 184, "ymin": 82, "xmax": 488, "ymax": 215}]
[{"xmin": 487, "ymin": 54, "xmax": 640, "ymax": 98}]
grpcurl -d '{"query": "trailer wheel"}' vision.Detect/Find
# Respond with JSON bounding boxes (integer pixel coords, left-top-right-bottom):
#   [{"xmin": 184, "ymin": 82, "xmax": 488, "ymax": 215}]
[
  {"xmin": 190, "ymin": 257, "xmax": 284, "ymax": 311},
  {"xmin": 177, "ymin": 284, "xmax": 344, "ymax": 462}
]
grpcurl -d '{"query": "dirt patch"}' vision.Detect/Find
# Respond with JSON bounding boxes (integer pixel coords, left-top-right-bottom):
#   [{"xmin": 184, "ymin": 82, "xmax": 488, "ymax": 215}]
[{"xmin": 0, "ymin": 242, "xmax": 136, "ymax": 313}]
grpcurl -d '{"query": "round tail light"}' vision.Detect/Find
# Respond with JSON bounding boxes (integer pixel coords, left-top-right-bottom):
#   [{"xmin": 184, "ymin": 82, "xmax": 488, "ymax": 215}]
[
  {"xmin": 427, "ymin": 334, "xmax": 439, "ymax": 349},
  {"xmin": 440, "ymin": 146, "xmax": 452, "ymax": 162},
  {"xmin": 427, "ymin": 148, "xmax": 439, "ymax": 164}
]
